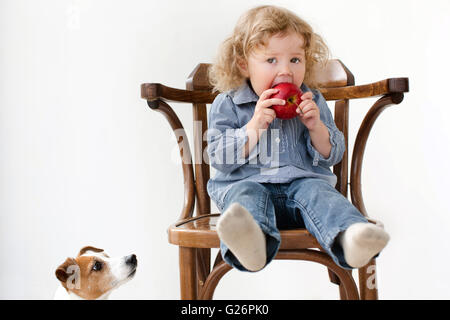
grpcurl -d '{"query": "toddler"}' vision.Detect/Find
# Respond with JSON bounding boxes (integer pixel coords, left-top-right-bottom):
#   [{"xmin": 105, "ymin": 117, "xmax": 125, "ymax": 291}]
[{"xmin": 207, "ymin": 5, "xmax": 389, "ymax": 272}]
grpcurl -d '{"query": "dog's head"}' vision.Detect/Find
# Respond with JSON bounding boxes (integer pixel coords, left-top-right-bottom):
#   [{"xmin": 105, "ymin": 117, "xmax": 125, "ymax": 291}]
[{"xmin": 55, "ymin": 246, "xmax": 137, "ymax": 299}]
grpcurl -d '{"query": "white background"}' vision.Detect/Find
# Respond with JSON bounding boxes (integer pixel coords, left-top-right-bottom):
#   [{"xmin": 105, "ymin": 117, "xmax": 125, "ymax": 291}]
[{"xmin": 1, "ymin": 0, "xmax": 449, "ymax": 299}]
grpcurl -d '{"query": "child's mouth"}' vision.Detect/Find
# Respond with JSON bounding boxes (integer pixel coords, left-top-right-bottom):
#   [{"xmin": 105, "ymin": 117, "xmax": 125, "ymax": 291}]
[{"xmin": 271, "ymin": 78, "xmax": 293, "ymax": 87}]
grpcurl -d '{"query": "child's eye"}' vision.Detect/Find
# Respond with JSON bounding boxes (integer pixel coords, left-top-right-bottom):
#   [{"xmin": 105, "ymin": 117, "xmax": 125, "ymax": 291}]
[
  {"xmin": 291, "ymin": 57, "xmax": 301, "ymax": 64},
  {"xmin": 267, "ymin": 58, "xmax": 277, "ymax": 64}
]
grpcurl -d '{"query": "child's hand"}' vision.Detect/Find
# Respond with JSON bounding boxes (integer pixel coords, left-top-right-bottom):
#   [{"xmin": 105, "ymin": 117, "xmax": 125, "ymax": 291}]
[
  {"xmin": 247, "ymin": 88, "xmax": 284, "ymax": 133},
  {"xmin": 297, "ymin": 91, "xmax": 321, "ymax": 131}
]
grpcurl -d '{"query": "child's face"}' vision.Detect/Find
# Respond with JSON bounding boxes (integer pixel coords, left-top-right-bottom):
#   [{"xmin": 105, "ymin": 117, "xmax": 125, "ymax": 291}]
[{"xmin": 240, "ymin": 32, "xmax": 306, "ymax": 97}]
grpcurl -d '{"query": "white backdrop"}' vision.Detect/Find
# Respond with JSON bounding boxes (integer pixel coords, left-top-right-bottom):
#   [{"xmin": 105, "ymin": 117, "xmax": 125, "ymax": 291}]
[{"xmin": 1, "ymin": 0, "xmax": 449, "ymax": 299}]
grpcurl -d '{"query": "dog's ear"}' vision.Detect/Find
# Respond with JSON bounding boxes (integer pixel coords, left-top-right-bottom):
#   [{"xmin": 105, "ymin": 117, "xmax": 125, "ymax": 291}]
[
  {"xmin": 55, "ymin": 257, "xmax": 78, "ymax": 285},
  {"xmin": 77, "ymin": 245, "xmax": 104, "ymax": 257}
]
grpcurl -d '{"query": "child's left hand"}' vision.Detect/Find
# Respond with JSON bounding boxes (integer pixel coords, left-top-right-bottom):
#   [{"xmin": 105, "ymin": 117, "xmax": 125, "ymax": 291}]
[{"xmin": 297, "ymin": 91, "xmax": 321, "ymax": 131}]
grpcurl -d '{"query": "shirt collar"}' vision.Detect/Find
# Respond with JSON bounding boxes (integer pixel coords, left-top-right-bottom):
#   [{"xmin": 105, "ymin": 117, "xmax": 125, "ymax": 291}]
[
  {"xmin": 230, "ymin": 81, "xmax": 259, "ymax": 105},
  {"xmin": 230, "ymin": 81, "xmax": 312, "ymax": 106}
]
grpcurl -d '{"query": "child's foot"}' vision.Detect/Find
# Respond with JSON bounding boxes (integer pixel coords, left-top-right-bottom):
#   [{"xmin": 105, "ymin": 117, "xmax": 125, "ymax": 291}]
[
  {"xmin": 216, "ymin": 203, "xmax": 266, "ymax": 271},
  {"xmin": 338, "ymin": 222, "xmax": 390, "ymax": 268}
]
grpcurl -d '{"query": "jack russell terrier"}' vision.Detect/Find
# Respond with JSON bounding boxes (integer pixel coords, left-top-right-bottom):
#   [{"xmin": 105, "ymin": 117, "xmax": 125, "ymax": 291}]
[{"xmin": 55, "ymin": 246, "xmax": 137, "ymax": 300}]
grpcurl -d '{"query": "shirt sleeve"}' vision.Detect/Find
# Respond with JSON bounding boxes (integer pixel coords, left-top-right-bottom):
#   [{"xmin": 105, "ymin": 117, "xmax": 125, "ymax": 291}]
[
  {"xmin": 207, "ymin": 93, "xmax": 250, "ymax": 174},
  {"xmin": 304, "ymin": 89, "xmax": 346, "ymax": 167}
]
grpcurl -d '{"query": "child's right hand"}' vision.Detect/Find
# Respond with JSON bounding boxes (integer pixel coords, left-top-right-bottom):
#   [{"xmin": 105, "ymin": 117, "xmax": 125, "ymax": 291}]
[{"xmin": 247, "ymin": 88, "xmax": 285, "ymax": 133}]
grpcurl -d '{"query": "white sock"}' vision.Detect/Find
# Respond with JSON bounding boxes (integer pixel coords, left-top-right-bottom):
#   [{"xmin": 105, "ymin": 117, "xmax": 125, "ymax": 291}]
[
  {"xmin": 338, "ymin": 222, "xmax": 390, "ymax": 268},
  {"xmin": 216, "ymin": 203, "xmax": 267, "ymax": 271}
]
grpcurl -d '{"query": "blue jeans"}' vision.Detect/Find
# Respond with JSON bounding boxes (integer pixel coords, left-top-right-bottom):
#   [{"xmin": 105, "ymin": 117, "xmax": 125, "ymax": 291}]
[{"xmin": 219, "ymin": 178, "xmax": 368, "ymax": 271}]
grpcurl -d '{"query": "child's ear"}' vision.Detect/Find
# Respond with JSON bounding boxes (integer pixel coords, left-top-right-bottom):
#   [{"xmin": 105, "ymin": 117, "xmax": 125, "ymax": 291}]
[{"xmin": 237, "ymin": 58, "xmax": 249, "ymax": 77}]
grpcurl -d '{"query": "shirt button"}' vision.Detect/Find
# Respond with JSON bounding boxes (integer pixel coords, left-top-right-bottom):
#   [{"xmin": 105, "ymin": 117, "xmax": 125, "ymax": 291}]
[{"xmin": 275, "ymin": 137, "xmax": 280, "ymax": 143}]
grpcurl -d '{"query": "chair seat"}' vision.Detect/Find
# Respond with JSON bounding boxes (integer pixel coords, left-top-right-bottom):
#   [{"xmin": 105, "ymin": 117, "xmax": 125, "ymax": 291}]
[{"xmin": 168, "ymin": 214, "xmax": 321, "ymax": 250}]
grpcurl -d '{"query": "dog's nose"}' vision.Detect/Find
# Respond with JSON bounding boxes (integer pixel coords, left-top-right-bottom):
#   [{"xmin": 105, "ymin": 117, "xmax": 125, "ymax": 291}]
[{"xmin": 125, "ymin": 254, "xmax": 137, "ymax": 266}]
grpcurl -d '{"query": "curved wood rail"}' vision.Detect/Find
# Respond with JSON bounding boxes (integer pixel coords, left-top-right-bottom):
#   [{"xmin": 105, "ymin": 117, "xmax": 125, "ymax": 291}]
[
  {"xmin": 198, "ymin": 260, "xmax": 232, "ymax": 300},
  {"xmin": 320, "ymin": 78, "xmax": 408, "ymax": 101},
  {"xmin": 275, "ymin": 250, "xmax": 359, "ymax": 300},
  {"xmin": 350, "ymin": 93, "xmax": 405, "ymax": 216},
  {"xmin": 198, "ymin": 249, "xmax": 359, "ymax": 300},
  {"xmin": 142, "ymin": 83, "xmax": 218, "ymax": 104},
  {"xmin": 141, "ymin": 78, "xmax": 408, "ymax": 104},
  {"xmin": 147, "ymin": 99, "xmax": 195, "ymax": 220}
]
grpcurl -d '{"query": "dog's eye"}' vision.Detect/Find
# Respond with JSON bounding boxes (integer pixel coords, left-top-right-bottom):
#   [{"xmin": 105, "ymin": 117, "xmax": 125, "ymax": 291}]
[{"xmin": 92, "ymin": 261, "xmax": 103, "ymax": 271}]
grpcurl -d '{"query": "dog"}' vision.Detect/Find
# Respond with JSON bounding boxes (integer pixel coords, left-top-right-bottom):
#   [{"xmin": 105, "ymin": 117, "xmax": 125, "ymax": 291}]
[{"xmin": 55, "ymin": 246, "xmax": 137, "ymax": 299}]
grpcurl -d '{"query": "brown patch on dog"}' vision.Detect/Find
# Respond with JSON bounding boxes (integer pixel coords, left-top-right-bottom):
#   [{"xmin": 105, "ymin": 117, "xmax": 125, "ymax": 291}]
[
  {"xmin": 77, "ymin": 245, "xmax": 105, "ymax": 257},
  {"xmin": 68, "ymin": 255, "xmax": 114, "ymax": 299},
  {"xmin": 55, "ymin": 257, "xmax": 79, "ymax": 290},
  {"xmin": 55, "ymin": 247, "xmax": 114, "ymax": 299}
]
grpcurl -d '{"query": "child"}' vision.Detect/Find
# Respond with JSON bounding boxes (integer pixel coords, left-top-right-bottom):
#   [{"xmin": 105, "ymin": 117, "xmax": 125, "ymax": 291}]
[{"xmin": 207, "ymin": 5, "xmax": 389, "ymax": 272}]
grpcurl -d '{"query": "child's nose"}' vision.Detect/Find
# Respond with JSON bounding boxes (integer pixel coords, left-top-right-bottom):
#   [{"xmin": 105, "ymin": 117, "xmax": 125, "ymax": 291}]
[{"xmin": 278, "ymin": 62, "xmax": 293, "ymax": 76}]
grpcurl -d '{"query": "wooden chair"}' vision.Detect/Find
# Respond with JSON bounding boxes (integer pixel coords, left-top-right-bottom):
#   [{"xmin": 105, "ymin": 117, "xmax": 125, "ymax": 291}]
[{"xmin": 141, "ymin": 60, "xmax": 409, "ymax": 300}]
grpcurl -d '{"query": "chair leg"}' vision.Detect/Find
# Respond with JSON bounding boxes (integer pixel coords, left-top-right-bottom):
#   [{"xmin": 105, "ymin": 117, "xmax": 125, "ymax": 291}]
[
  {"xmin": 179, "ymin": 246, "xmax": 197, "ymax": 299},
  {"xmin": 338, "ymin": 283, "xmax": 347, "ymax": 300},
  {"xmin": 327, "ymin": 268, "xmax": 340, "ymax": 285},
  {"xmin": 196, "ymin": 248, "xmax": 210, "ymax": 295},
  {"xmin": 327, "ymin": 268, "xmax": 353, "ymax": 300},
  {"xmin": 358, "ymin": 259, "xmax": 378, "ymax": 300}
]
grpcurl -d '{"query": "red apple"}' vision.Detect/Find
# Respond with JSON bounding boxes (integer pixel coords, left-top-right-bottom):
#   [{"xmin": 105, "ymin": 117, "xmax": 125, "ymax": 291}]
[{"xmin": 269, "ymin": 83, "xmax": 303, "ymax": 120}]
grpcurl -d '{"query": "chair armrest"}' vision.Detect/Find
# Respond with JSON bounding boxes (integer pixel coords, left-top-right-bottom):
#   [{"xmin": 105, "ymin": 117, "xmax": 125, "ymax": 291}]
[
  {"xmin": 320, "ymin": 78, "xmax": 409, "ymax": 101},
  {"xmin": 141, "ymin": 83, "xmax": 218, "ymax": 104},
  {"xmin": 349, "ymin": 79, "xmax": 409, "ymax": 217},
  {"xmin": 141, "ymin": 78, "xmax": 409, "ymax": 104},
  {"xmin": 144, "ymin": 98, "xmax": 196, "ymax": 220}
]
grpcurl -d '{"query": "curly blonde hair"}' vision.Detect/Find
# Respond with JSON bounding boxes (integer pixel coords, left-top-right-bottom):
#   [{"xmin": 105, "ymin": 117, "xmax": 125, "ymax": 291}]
[{"xmin": 209, "ymin": 5, "xmax": 330, "ymax": 93}]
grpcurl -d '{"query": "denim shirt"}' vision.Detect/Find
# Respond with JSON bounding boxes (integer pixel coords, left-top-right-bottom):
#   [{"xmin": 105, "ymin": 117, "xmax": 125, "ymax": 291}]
[{"xmin": 206, "ymin": 81, "xmax": 345, "ymax": 211}]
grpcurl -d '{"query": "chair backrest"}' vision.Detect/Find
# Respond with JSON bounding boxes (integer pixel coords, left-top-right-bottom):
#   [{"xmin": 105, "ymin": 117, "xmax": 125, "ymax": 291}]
[{"xmin": 186, "ymin": 60, "xmax": 355, "ymax": 216}]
